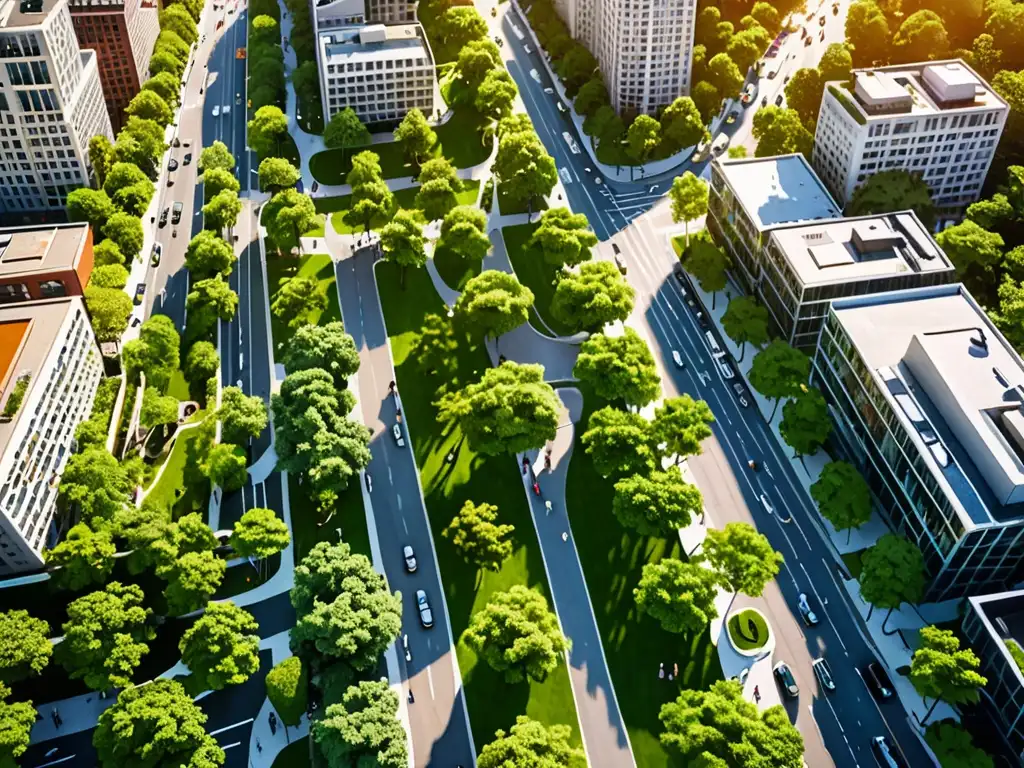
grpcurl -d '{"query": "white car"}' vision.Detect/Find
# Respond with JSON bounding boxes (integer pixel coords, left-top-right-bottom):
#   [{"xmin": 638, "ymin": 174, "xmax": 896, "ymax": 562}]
[
  {"xmin": 524, "ymin": 44, "xmax": 532, "ymax": 54},
  {"xmin": 556, "ymin": 102, "xmax": 566, "ymax": 113},
  {"xmin": 594, "ymin": 177, "xmax": 603, "ymax": 185},
  {"xmin": 672, "ymin": 350, "xmax": 684, "ymax": 369},
  {"xmin": 212, "ymin": 105, "xmax": 220, "ymax": 117},
  {"xmin": 798, "ymin": 593, "xmax": 819, "ymax": 626},
  {"xmin": 392, "ymin": 422, "xmax": 405, "ymax": 447},
  {"xmin": 403, "ymin": 545, "xmax": 417, "ymax": 573},
  {"xmin": 223, "ymin": 104, "xmax": 231, "ymax": 115},
  {"xmin": 416, "ymin": 590, "xmax": 434, "ymax": 628},
  {"xmin": 543, "ymin": 87, "xmax": 554, "ymax": 94}
]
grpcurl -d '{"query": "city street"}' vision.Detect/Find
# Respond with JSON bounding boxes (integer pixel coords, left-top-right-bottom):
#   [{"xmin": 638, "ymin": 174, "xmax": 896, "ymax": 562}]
[{"xmin": 334, "ymin": 247, "xmax": 476, "ymax": 768}]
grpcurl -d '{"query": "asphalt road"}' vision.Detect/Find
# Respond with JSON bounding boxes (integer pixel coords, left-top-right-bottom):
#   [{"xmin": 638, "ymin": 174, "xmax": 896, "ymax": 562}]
[
  {"xmin": 607, "ymin": 207, "xmax": 934, "ymax": 768},
  {"xmin": 335, "ymin": 248, "xmax": 476, "ymax": 768}
]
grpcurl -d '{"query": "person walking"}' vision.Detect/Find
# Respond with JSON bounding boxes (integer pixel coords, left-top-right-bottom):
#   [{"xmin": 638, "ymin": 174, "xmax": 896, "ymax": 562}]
[
  {"xmin": 753, "ymin": 685, "xmax": 760, "ymax": 703},
  {"xmin": 659, "ymin": 663, "xmax": 665, "ymax": 679},
  {"xmin": 561, "ymin": 531, "xmax": 568, "ymax": 542}
]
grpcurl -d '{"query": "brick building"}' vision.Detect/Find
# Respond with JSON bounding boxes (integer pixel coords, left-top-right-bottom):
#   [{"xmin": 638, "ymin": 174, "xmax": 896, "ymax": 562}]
[{"xmin": 0, "ymin": 223, "xmax": 94, "ymax": 303}]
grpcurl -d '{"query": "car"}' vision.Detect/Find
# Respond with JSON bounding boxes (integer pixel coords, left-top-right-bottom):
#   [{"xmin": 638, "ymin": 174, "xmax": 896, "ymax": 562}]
[
  {"xmin": 612, "ymin": 242, "xmax": 621, "ymax": 255},
  {"xmin": 172, "ymin": 201, "xmax": 183, "ymax": 224},
  {"xmin": 775, "ymin": 94, "xmax": 785, "ymax": 106},
  {"xmin": 614, "ymin": 255, "xmax": 627, "ymax": 275},
  {"xmin": 172, "ymin": 137, "xmax": 181, "ymax": 148},
  {"xmin": 212, "ymin": 105, "xmax": 220, "ymax": 117},
  {"xmin": 235, "ymin": 92, "xmax": 241, "ymax": 104},
  {"xmin": 761, "ymin": 95, "xmax": 768, "ymax": 106},
  {"xmin": 784, "ymin": 73, "xmax": 791, "ymax": 84},
  {"xmin": 813, "ymin": 658, "xmax": 836, "ymax": 692},
  {"xmin": 133, "ymin": 283, "xmax": 146, "ymax": 306},
  {"xmin": 672, "ymin": 262, "xmax": 687, "ymax": 286},
  {"xmin": 819, "ymin": 14, "xmax": 826, "ymax": 25},
  {"xmin": 773, "ymin": 661, "xmax": 799, "ymax": 698},
  {"xmin": 131, "ymin": 315, "xmax": 142, "ymax": 328},
  {"xmin": 543, "ymin": 87, "xmax": 554, "ymax": 94},
  {"xmin": 694, "ymin": 136, "xmax": 710, "ymax": 159},
  {"xmin": 804, "ymin": 36, "xmax": 812, "ymax": 46},
  {"xmin": 797, "ymin": 593, "xmax": 819, "ymax": 626},
  {"xmin": 159, "ymin": 207, "xmax": 169, "ymax": 227},
  {"xmin": 416, "ymin": 590, "xmax": 434, "ymax": 628},
  {"xmin": 871, "ymin": 735, "xmax": 904, "ymax": 768},
  {"xmin": 392, "ymin": 422, "xmax": 405, "ymax": 447},
  {"xmin": 151, "ymin": 242, "xmax": 162, "ymax": 266},
  {"xmin": 524, "ymin": 44, "xmax": 532, "ymax": 54},
  {"xmin": 223, "ymin": 104, "xmax": 231, "ymax": 115},
  {"xmin": 672, "ymin": 350, "xmax": 685, "ymax": 369},
  {"xmin": 696, "ymin": 310, "xmax": 709, "ymax": 329},
  {"xmin": 710, "ymin": 133, "xmax": 730, "ymax": 156},
  {"xmin": 183, "ymin": 153, "xmax": 192, "ymax": 165},
  {"xmin": 594, "ymin": 177, "xmax": 603, "ymax": 184},
  {"xmin": 819, "ymin": 29, "xmax": 825, "ymax": 41},
  {"xmin": 403, "ymin": 545, "xmax": 417, "ymax": 573},
  {"xmin": 732, "ymin": 382, "xmax": 749, "ymax": 407},
  {"xmin": 740, "ymin": 83, "xmax": 757, "ymax": 104},
  {"xmin": 556, "ymin": 102, "xmax": 566, "ymax": 112},
  {"xmin": 864, "ymin": 661, "xmax": 894, "ymax": 699},
  {"xmin": 725, "ymin": 110, "xmax": 740, "ymax": 124}
]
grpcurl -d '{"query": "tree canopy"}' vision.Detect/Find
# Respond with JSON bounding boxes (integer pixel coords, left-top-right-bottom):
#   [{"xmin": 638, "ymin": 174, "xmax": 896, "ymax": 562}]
[
  {"xmin": 613, "ymin": 467, "xmax": 702, "ymax": 536},
  {"xmin": 0, "ymin": 610, "xmax": 51, "ymax": 683},
  {"xmin": 44, "ymin": 522, "xmax": 116, "ymax": 591},
  {"xmin": 859, "ymin": 533, "xmax": 926, "ymax": 611},
  {"xmin": 230, "ymin": 507, "xmax": 289, "ymax": 560},
  {"xmin": 780, "ymin": 388, "xmax": 832, "ymax": 458},
  {"xmin": 394, "ymin": 108, "xmax": 436, "ymax": 163},
  {"xmin": 752, "ymin": 106, "xmax": 813, "ymax": 159},
  {"xmin": 454, "ymin": 270, "xmax": 534, "ymax": 339},
  {"xmin": 271, "ymin": 275, "xmax": 328, "ymax": 330},
  {"xmin": 581, "ymin": 406, "xmax": 657, "ymax": 478},
  {"xmin": 652, "ymin": 395, "xmax": 715, "ymax": 462},
  {"xmin": 634, "ymin": 558, "xmax": 720, "ymax": 634},
  {"xmin": 323, "ymin": 107, "xmax": 371, "ymax": 151},
  {"xmin": 847, "ymin": 170, "xmax": 937, "ymax": 229},
  {"xmin": 529, "ymin": 208, "xmax": 598, "ymax": 268},
  {"xmin": 282, "ymin": 322, "xmax": 359, "ymax": 389},
  {"xmin": 573, "ymin": 328, "xmax": 661, "ymax": 406},
  {"xmin": 703, "ymin": 522, "xmax": 783, "ymax": 598},
  {"xmin": 218, "ymin": 386, "xmax": 268, "ymax": 444},
  {"xmin": 442, "ymin": 500, "xmax": 515, "ymax": 572},
  {"xmin": 810, "ymin": 461, "xmax": 873, "ymax": 540},
  {"xmin": 478, "ymin": 716, "xmax": 586, "ymax": 768},
  {"xmin": 721, "ymin": 296, "xmax": 770, "ymax": 361},
  {"xmin": 313, "ymin": 679, "xmax": 408, "ymax": 768},
  {"xmin": 551, "ymin": 260, "xmax": 635, "ymax": 331},
  {"xmin": 179, "ymin": 602, "xmax": 260, "ymax": 691},
  {"xmin": 911, "ymin": 626, "xmax": 987, "ymax": 720}
]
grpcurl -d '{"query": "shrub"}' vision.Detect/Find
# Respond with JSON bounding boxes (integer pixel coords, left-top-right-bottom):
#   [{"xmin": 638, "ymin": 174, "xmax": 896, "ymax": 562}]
[{"xmin": 266, "ymin": 656, "xmax": 307, "ymax": 726}]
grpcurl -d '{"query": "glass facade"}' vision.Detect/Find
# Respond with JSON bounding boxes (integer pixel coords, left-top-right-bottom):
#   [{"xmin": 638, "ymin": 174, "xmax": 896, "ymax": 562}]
[
  {"xmin": 963, "ymin": 603, "xmax": 1024, "ymax": 755},
  {"xmin": 813, "ymin": 310, "xmax": 1024, "ymax": 601}
]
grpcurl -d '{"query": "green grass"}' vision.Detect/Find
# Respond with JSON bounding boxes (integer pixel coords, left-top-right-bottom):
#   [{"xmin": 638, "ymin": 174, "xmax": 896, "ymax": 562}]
[
  {"xmin": 165, "ymin": 367, "xmax": 191, "ymax": 402},
  {"xmin": 144, "ymin": 426, "xmax": 209, "ymax": 520},
  {"xmin": 564, "ymin": 386, "xmax": 723, "ymax": 768},
  {"xmin": 377, "ymin": 262, "xmax": 581, "ymax": 751},
  {"xmin": 497, "ymin": 185, "xmax": 550, "ymax": 216},
  {"xmin": 501, "ymin": 223, "xmax": 575, "ymax": 337},
  {"xmin": 432, "ymin": 242, "xmax": 481, "ymax": 291},
  {"xmin": 326, "ymin": 180, "xmax": 480, "ymax": 235},
  {"xmin": 309, "ymin": 141, "xmax": 413, "ymax": 184},
  {"xmin": 842, "ymin": 549, "xmax": 865, "ymax": 579},
  {"xmin": 290, "ymin": 473, "xmax": 371, "ymax": 562},
  {"xmin": 258, "ymin": 134, "xmax": 301, "ymax": 173},
  {"xmin": 727, "ymin": 609, "xmax": 770, "ymax": 652},
  {"xmin": 264, "ymin": 253, "xmax": 341, "ymax": 353}
]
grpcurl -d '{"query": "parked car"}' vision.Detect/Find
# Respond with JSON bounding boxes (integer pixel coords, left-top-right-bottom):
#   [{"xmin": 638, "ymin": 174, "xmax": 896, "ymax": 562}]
[
  {"xmin": 740, "ymin": 82, "xmax": 757, "ymax": 105},
  {"xmin": 797, "ymin": 593, "xmax": 819, "ymax": 626},
  {"xmin": 556, "ymin": 102, "xmax": 566, "ymax": 113},
  {"xmin": 672, "ymin": 350, "xmax": 685, "ymax": 369},
  {"xmin": 775, "ymin": 94, "xmax": 785, "ymax": 106},
  {"xmin": 168, "ymin": 158, "xmax": 178, "ymax": 172},
  {"xmin": 133, "ymin": 283, "xmax": 146, "ymax": 306},
  {"xmin": 864, "ymin": 662, "xmax": 894, "ymax": 699},
  {"xmin": 159, "ymin": 207, "xmax": 169, "ymax": 227},
  {"xmin": 151, "ymin": 242, "xmax": 162, "ymax": 266},
  {"xmin": 813, "ymin": 658, "xmax": 836, "ymax": 692},
  {"xmin": 672, "ymin": 262, "xmax": 687, "ymax": 286},
  {"xmin": 732, "ymin": 382, "xmax": 749, "ymax": 408},
  {"xmin": 416, "ymin": 590, "xmax": 434, "ymax": 628},
  {"xmin": 183, "ymin": 153, "xmax": 192, "ymax": 165},
  {"xmin": 392, "ymin": 422, "xmax": 405, "ymax": 447},
  {"xmin": 212, "ymin": 105, "xmax": 220, "ymax": 117},
  {"xmin": 543, "ymin": 87, "xmax": 554, "ymax": 94},
  {"xmin": 524, "ymin": 44, "xmax": 532, "ymax": 54},
  {"xmin": 403, "ymin": 545, "xmax": 417, "ymax": 573},
  {"xmin": 773, "ymin": 661, "xmax": 799, "ymax": 698},
  {"xmin": 172, "ymin": 201, "xmax": 183, "ymax": 224},
  {"xmin": 614, "ymin": 255, "xmax": 627, "ymax": 275},
  {"xmin": 871, "ymin": 735, "xmax": 904, "ymax": 768}
]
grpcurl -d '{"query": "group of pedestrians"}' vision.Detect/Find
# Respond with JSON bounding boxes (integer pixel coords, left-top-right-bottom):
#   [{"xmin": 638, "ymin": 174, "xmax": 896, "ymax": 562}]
[{"xmin": 657, "ymin": 662, "xmax": 680, "ymax": 680}]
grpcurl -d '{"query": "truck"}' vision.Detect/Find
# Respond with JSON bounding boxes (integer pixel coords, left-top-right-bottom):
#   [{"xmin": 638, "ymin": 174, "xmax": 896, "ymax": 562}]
[{"xmin": 172, "ymin": 202, "xmax": 183, "ymax": 224}]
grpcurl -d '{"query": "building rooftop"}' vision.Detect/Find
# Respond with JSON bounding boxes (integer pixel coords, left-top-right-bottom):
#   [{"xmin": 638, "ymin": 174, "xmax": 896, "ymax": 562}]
[
  {"xmin": 320, "ymin": 23, "xmax": 428, "ymax": 64},
  {"xmin": 968, "ymin": 590, "xmax": 1024, "ymax": 680},
  {"xmin": 0, "ymin": 298, "xmax": 82, "ymax": 453},
  {"xmin": 768, "ymin": 211, "xmax": 953, "ymax": 286},
  {"xmin": 0, "ymin": 224, "xmax": 89, "ymax": 281},
  {"xmin": 715, "ymin": 154, "xmax": 841, "ymax": 231},
  {"xmin": 832, "ymin": 285, "xmax": 1024, "ymax": 528},
  {"xmin": 0, "ymin": 0, "xmax": 61, "ymax": 28},
  {"xmin": 838, "ymin": 59, "xmax": 1006, "ymax": 119}
]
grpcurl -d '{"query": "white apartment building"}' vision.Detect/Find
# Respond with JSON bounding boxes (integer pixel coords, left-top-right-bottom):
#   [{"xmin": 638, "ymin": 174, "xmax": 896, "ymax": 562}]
[
  {"xmin": 317, "ymin": 23, "xmax": 435, "ymax": 125},
  {"xmin": 0, "ymin": 295, "xmax": 102, "ymax": 573},
  {"xmin": 0, "ymin": 0, "xmax": 112, "ymax": 216},
  {"xmin": 813, "ymin": 60, "xmax": 1008, "ymax": 223},
  {"xmin": 312, "ymin": 0, "xmax": 413, "ymax": 30},
  {"xmin": 553, "ymin": 0, "xmax": 698, "ymax": 116}
]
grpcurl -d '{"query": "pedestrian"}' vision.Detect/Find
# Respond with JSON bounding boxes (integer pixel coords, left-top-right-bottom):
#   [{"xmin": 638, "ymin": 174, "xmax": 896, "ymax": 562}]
[
  {"xmin": 256, "ymin": 739, "xmax": 262, "ymax": 754},
  {"xmin": 658, "ymin": 662, "xmax": 665, "ymax": 679},
  {"xmin": 561, "ymin": 531, "xmax": 568, "ymax": 542},
  {"xmin": 753, "ymin": 685, "xmax": 760, "ymax": 702},
  {"xmin": 673, "ymin": 662, "xmax": 678, "ymax": 678},
  {"xmin": 545, "ymin": 500, "xmax": 552, "ymax": 515},
  {"xmin": 408, "ymin": 690, "xmax": 415, "ymax": 703}
]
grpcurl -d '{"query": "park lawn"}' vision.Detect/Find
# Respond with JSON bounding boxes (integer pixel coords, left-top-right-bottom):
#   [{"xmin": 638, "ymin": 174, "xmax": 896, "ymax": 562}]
[
  {"xmin": 310, "ymin": 140, "xmax": 413, "ymax": 184},
  {"xmin": 497, "ymin": 185, "xmax": 550, "ymax": 216},
  {"xmin": 290, "ymin": 473, "xmax": 371, "ymax": 562},
  {"xmin": 564, "ymin": 387, "xmax": 723, "ymax": 768},
  {"xmin": 144, "ymin": 426, "xmax": 209, "ymax": 521},
  {"xmin": 376, "ymin": 262, "xmax": 581, "ymax": 751},
  {"xmin": 327, "ymin": 180, "xmax": 480, "ymax": 235},
  {"xmin": 264, "ymin": 253, "xmax": 340, "ymax": 353},
  {"xmin": 501, "ymin": 223, "xmax": 576, "ymax": 337},
  {"xmin": 432, "ymin": 241, "xmax": 481, "ymax": 291}
]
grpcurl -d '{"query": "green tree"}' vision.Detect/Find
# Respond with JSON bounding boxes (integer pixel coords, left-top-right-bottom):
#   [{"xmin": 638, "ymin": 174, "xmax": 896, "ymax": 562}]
[
  {"xmin": 248, "ymin": 105, "xmax": 289, "ymax": 157},
  {"xmin": 272, "ymin": 369, "xmax": 371, "ymax": 509},
  {"xmin": 785, "ymin": 67, "xmax": 824, "ymax": 128},
  {"xmin": 186, "ymin": 275, "xmax": 238, "ymax": 336},
  {"xmin": 911, "ymin": 626, "xmax": 987, "ymax": 723},
  {"xmin": 93, "ymin": 680, "xmax": 224, "ymax": 767},
  {"xmin": 380, "ymin": 209, "xmax": 427, "ymax": 284},
  {"xmin": 202, "ymin": 443, "xmax": 248, "ymax": 492},
  {"xmin": 752, "ymin": 106, "xmax": 814, "ymax": 159},
  {"xmin": 203, "ymin": 189, "xmax": 242, "ymax": 231},
  {"xmin": 613, "ymin": 467, "xmax": 702, "ymax": 536},
  {"xmin": 163, "ymin": 549, "xmax": 227, "ymax": 616},
  {"xmin": 104, "ymin": 161, "xmax": 152, "ymax": 205},
  {"xmin": 780, "ymin": 387, "xmax": 832, "ymax": 459},
  {"xmin": 634, "ymin": 558, "xmax": 719, "ymax": 634},
  {"xmin": 103, "ymin": 211, "xmax": 144, "ymax": 261},
  {"xmin": 59, "ymin": 446, "xmax": 135, "ymax": 523},
  {"xmin": 0, "ymin": 610, "xmax": 51, "ymax": 683},
  {"xmin": 438, "ymin": 5, "xmax": 488, "ymax": 52},
  {"xmin": 457, "ymin": 38, "xmax": 502, "ymax": 91},
  {"xmin": 266, "ymin": 656, "xmax": 307, "ymax": 727},
  {"xmin": 179, "ymin": 602, "xmax": 260, "ymax": 691},
  {"xmin": 573, "ymin": 328, "xmax": 660, "ymax": 406},
  {"xmin": 660, "ymin": 679, "xmax": 804, "ymax": 767},
  {"xmin": 691, "ymin": 80, "xmax": 721, "ymax": 122},
  {"xmin": 185, "ymin": 229, "xmax": 236, "ymax": 277},
  {"xmin": 126, "ymin": 89, "xmax": 173, "ymax": 125},
  {"xmin": 116, "ymin": 117, "xmax": 166, "ymax": 170},
  {"xmin": 581, "ymin": 406, "xmax": 657, "ymax": 478},
  {"xmin": 936, "ymin": 220, "xmax": 1004, "ymax": 294},
  {"xmin": 750, "ymin": 1, "xmax": 780, "ymax": 33},
  {"xmin": 439, "ymin": 205, "xmax": 490, "ymax": 263},
  {"xmin": 529, "ymin": 207, "xmax": 598, "ymax": 267},
  {"xmin": 894, "ymin": 10, "xmax": 949, "ymax": 63},
  {"xmin": 202, "ymin": 167, "xmax": 241, "ymax": 202},
  {"xmin": 558, "ymin": 43, "xmax": 598, "ymax": 94},
  {"xmin": 438, "ymin": 362, "xmax": 559, "ymax": 455},
  {"xmin": 465, "ymin": 586, "xmax": 569, "ymax": 683},
  {"xmin": 140, "ymin": 71, "xmax": 181, "ymax": 108},
  {"xmin": 58, "ymin": 582, "xmax": 154, "ymax": 691},
  {"xmin": 707, "ymin": 52, "xmax": 744, "ymax": 98},
  {"xmin": 282, "ymin": 322, "xmax": 359, "ymax": 388},
  {"xmin": 551, "ymin": 260, "xmax": 635, "ymax": 331},
  {"xmin": 478, "ymin": 716, "xmax": 585, "ymax": 768},
  {"xmin": 924, "ymin": 721, "xmax": 994, "ymax": 768},
  {"xmin": 93, "ymin": 238, "xmax": 124, "ymax": 267},
  {"xmin": 290, "ymin": 541, "xmax": 402, "ymax": 671},
  {"xmin": 394, "ymin": 108, "xmax": 436, "ymax": 164},
  {"xmin": 271, "ymin": 275, "xmax": 327, "ymax": 330},
  {"xmin": 627, "ymin": 114, "xmax": 661, "ymax": 162},
  {"xmin": 442, "ymin": 500, "xmax": 515, "ymax": 572},
  {"xmin": 153, "ymin": 29, "xmax": 190, "ymax": 65},
  {"xmin": 727, "ymin": 29, "xmax": 765, "ymax": 74},
  {"xmin": 199, "ymin": 141, "xmax": 235, "ymax": 173},
  {"xmin": 859, "ymin": 533, "xmax": 926, "ymax": 622},
  {"xmin": 230, "ymin": 507, "xmax": 289, "ymax": 559},
  {"xmin": 476, "ymin": 68, "xmax": 518, "ymax": 120},
  {"xmin": 174, "ymin": 512, "xmax": 218, "ymax": 556},
  {"xmin": 0, "ymin": 681, "xmax": 35, "ymax": 765},
  {"xmin": 721, "ymin": 296, "xmax": 769, "ymax": 361},
  {"xmin": 669, "ymin": 172, "xmax": 709, "ymax": 246},
  {"xmin": 410, "ymin": 312, "xmax": 459, "ymax": 378},
  {"xmin": 846, "ymin": 0, "xmax": 891, "ymax": 67},
  {"xmin": 258, "ymin": 156, "xmax": 301, "ymax": 193},
  {"xmin": 88, "ymin": 134, "xmax": 115, "ymax": 186},
  {"xmin": 810, "ymin": 461, "xmax": 873, "ymax": 543},
  {"xmin": 323, "ymin": 107, "xmax": 371, "ymax": 151},
  {"xmin": 652, "ymin": 395, "xmax": 715, "ymax": 462},
  {"xmin": 114, "ymin": 504, "xmax": 178, "ymax": 575},
  {"xmin": 185, "ymin": 340, "xmax": 219, "ymax": 385},
  {"xmin": 67, "ymin": 188, "xmax": 115, "ymax": 232},
  {"xmin": 345, "ymin": 179, "xmax": 392, "ymax": 234},
  {"xmin": 703, "ymin": 522, "xmax": 783, "ymax": 598},
  {"xmin": 45, "ymin": 522, "xmax": 116, "ymax": 591},
  {"xmin": 683, "ymin": 232, "xmax": 729, "ymax": 309},
  {"xmin": 660, "ymin": 97, "xmax": 706, "ymax": 152},
  {"xmin": 149, "ymin": 49, "xmax": 185, "ymax": 79},
  {"xmin": 313, "ymin": 679, "xmax": 407, "ymax": 768},
  {"xmin": 573, "ymin": 77, "xmax": 609, "ymax": 117},
  {"xmin": 819, "ymin": 42, "xmax": 854, "ymax": 83},
  {"xmin": 847, "ymin": 170, "xmax": 937, "ymax": 229},
  {"xmin": 90, "ymin": 263, "xmax": 130, "ymax": 289},
  {"xmin": 158, "ymin": 4, "xmax": 197, "ymax": 43},
  {"xmin": 454, "ymin": 270, "xmax": 534, "ymax": 339},
  {"xmin": 266, "ymin": 188, "xmax": 320, "ymax": 251},
  {"xmin": 218, "ymin": 386, "xmax": 268, "ymax": 444},
  {"xmin": 494, "ymin": 127, "xmax": 558, "ymax": 209},
  {"xmin": 749, "ymin": 340, "xmax": 811, "ymax": 419}
]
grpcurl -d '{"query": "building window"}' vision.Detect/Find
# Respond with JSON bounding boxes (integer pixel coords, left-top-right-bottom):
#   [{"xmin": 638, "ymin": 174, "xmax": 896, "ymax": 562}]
[
  {"xmin": 0, "ymin": 283, "xmax": 30, "ymax": 303},
  {"xmin": 39, "ymin": 280, "xmax": 66, "ymax": 298}
]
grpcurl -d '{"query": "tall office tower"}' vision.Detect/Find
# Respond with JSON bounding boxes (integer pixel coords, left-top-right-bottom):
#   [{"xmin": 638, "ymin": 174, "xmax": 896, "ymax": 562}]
[
  {"xmin": 813, "ymin": 59, "xmax": 1008, "ymax": 224},
  {"xmin": 553, "ymin": 0, "xmax": 698, "ymax": 116},
  {"xmin": 68, "ymin": 0, "xmax": 159, "ymax": 134},
  {"xmin": 365, "ymin": 0, "xmax": 414, "ymax": 24},
  {"xmin": 0, "ymin": 0, "xmax": 113, "ymax": 216}
]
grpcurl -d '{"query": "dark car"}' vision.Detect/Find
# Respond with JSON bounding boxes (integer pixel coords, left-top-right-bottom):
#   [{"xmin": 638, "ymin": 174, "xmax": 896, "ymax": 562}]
[
  {"xmin": 773, "ymin": 661, "xmax": 799, "ymax": 698},
  {"xmin": 183, "ymin": 153, "xmax": 192, "ymax": 165},
  {"xmin": 813, "ymin": 658, "xmax": 835, "ymax": 692},
  {"xmin": 865, "ymin": 661, "xmax": 894, "ymax": 699},
  {"xmin": 775, "ymin": 94, "xmax": 785, "ymax": 106},
  {"xmin": 159, "ymin": 207, "xmax": 169, "ymax": 227},
  {"xmin": 871, "ymin": 735, "xmax": 904, "ymax": 767},
  {"xmin": 168, "ymin": 158, "xmax": 179, "ymax": 172},
  {"xmin": 133, "ymin": 283, "xmax": 146, "ymax": 306}
]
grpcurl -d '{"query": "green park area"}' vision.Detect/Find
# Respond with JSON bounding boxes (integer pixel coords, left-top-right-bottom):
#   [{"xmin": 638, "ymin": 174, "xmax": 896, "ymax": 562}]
[
  {"xmin": 501, "ymin": 223, "xmax": 575, "ymax": 337},
  {"xmin": 727, "ymin": 609, "xmax": 770, "ymax": 653},
  {"xmin": 377, "ymin": 262, "xmax": 581, "ymax": 750},
  {"xmin": 264, "ymin": 252, "xmax": 341, "ymax": 351},
  {"xmin": 315, "ymin": 181, "xmax": 480, "ymax": 235}
]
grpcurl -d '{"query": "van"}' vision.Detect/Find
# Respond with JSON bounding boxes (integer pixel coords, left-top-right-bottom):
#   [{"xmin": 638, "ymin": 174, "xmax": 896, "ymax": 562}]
[
  {"xmin": 171, "ymin": 201, "xmax": 183, "ymax": 224},
  {"xmin": 705, "ymin": 331, "xmax": 722, "ymax": 356},
  {"xmin": 710, "ymin": 133, "xmax": 730, "ymax": 156}
]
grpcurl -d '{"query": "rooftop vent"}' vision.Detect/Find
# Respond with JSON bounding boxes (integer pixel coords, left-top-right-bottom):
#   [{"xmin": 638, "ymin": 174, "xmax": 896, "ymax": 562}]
[
  {"xmin": 970, "ymin": 327, "xmax": 988, "ymax": 351},
  {"xmin": 19, "ymin": 0, "xmax": 44, "ymax": 12}
]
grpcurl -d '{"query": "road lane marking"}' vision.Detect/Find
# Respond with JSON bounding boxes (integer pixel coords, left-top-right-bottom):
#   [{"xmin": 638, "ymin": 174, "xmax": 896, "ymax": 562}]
[
  {"xmin": 34, "ymin": 756, "xmax": 77, "ymax": 767},
  {"xmin": 426, "ymin": 666, "xmax": 435, "ymax": 699},
  {"xmin": 209, "ymin": 718, "xmax": 254, "ymax": 736},
  {"xmin": 388, "ymin": 466, "xmax": 394, "ymax": 485},
  {"xmin": 220, "ymin": 742, "xmax": 243, "ymax": 750}
]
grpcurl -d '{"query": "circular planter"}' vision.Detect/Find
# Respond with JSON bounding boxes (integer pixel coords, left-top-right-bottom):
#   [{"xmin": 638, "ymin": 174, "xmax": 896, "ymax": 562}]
[{"xmin": 726, "ymin": 607, "xmax": 774, "ymax": 657}]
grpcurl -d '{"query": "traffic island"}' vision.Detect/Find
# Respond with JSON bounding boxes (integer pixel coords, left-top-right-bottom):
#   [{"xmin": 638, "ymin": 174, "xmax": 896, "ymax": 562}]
[{"xmin": 726, "ymin": 607, "xmax": 773, "ymax": 657}]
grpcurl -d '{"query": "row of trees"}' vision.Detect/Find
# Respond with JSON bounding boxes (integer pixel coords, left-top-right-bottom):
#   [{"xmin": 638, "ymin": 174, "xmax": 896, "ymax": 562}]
[
  {"xmin": 249, "ymin": 0, "xmax": 286, "ymax": 114},
  {"xmin": 282, "ymin": 0, "xmax": 324, "ymax": 132},
  {"xmin": 418, "ymin": 0, "xmax": 490, "ymax": 64}
]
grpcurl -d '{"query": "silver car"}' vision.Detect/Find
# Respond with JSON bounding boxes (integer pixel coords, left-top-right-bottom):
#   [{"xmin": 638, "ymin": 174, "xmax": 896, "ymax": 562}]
[
  {"xmin": 403, "ymin": 545, "xmax": 417, "ymax": 573},
  {"xmin": 416, "ymin": 589, "xmax": 433, "ymax": 628}
]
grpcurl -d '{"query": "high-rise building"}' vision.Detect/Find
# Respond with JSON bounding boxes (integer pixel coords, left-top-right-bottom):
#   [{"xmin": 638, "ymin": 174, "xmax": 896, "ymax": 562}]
[
  {"xmin": 0, "ymin": 294, "xmax": 103, "ymax": 573},
  {"xmin": 552, "ymin": 0, "xmax": 697, "ymax": 116},
  {"xmin": 68, "ymin": 0, "xmax": 160, "ymax": 134},
  {"xmin": 0, "ymin": 0, "xmax": 113, "ymax": 216},
  {"xmin": 317, "ymin": 23, "xmax": 435, "ymax": 125},
  {"xmin": 813, "ymin": 284, "xmax": 1024, "ymax": 601},
  {"xmin": 812, "ymin": 59, "xmax": 1008, "ymax": 223}
]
